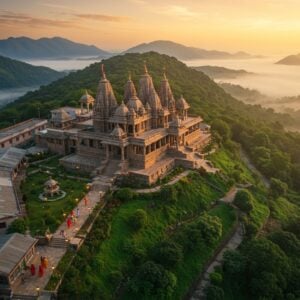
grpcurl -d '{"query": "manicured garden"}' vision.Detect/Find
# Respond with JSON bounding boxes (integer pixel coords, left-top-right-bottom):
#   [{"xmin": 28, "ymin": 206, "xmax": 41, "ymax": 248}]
[{"xmin": 21, "ymin": 156, "xmax": 89, "ymax": 234}]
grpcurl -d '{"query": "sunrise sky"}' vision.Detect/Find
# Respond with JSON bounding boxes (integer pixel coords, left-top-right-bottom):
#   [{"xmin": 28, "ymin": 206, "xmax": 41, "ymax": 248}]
[{"xmin": 0, "ymin": 0, "xmax": 299, "ymax": 55}]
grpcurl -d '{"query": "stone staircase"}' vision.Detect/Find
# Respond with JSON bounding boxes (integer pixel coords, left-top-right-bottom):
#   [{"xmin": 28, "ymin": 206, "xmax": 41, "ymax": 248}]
[{"xmin": 49, "ymin": 237, "xmax": 69, "ymax": 248}]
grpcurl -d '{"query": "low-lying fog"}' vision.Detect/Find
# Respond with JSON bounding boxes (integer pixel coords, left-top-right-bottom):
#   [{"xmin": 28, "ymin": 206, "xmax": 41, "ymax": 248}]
[
  {"xmin": 185, "ymin": 56, "xmax": 300, "ymax": 98},
  {"xmin": 0, "ymin": 87, "xmax": 39, "ymax": 107},
  {"xmin": 23, "ymin": 57, "xmax": 101, "ymax": 72}
]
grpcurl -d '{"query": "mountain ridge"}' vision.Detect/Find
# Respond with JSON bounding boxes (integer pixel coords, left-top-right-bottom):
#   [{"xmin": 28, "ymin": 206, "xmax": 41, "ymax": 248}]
[
  {"xmin": 123, "ymin": 40, "xmax": 258, "ymax": 60},
  {"xmin": 0, "ymin": 55, "xmax": 65, "ymax": 89},
  {"xmin": 276, "ymin": 54, "xmax": 300, "ymax": 65},
  {"xmin": 0, "ymin": 36, "xmax": 111, "ymax": 59}
]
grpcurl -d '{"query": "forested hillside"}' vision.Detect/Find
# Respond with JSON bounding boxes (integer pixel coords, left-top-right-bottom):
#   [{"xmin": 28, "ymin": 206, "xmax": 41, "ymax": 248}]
[
  {"xmin": 0, "ymin": 55, "xmax": 64, "ymax": 89},
  {"xmin": 2, "ymin": 52, "xmax": 300, "ymax": 298}
]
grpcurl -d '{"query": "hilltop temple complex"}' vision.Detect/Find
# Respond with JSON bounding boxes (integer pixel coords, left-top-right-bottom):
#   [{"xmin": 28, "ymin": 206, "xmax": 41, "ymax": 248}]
[{"xmin": 36, "ymin": 64, "xmax": 211, "ymax": 184}]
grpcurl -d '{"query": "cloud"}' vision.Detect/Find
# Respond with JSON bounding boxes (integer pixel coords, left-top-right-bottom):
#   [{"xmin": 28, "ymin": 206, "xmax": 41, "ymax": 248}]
[
  {"xmin": 74, "ymin": 13, "xmax": 131, "ymax": 23},
  {"xmin": 0, "ymin": 10, "xmax": 77, "ymax": 28}
]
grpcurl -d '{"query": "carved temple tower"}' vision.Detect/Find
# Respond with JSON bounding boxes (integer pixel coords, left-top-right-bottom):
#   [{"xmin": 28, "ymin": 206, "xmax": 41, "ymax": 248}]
[{"xmin": 93, "ymin": 64, "xmax": 117, "ymax": 133}]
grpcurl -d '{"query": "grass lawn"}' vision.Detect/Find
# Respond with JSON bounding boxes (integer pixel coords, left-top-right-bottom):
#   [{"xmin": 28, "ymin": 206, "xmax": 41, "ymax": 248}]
[{"xmin": 23, "ymin": 158, "xmax": 89, "ymax": 234}]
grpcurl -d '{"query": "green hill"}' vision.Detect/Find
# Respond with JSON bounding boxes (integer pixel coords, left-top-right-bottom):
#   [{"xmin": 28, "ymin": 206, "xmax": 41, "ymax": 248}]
[
  {"xmin": 0, "ymin": 55, "xmax": 65, "ymax": 89},
  {"xmin": 0, "ymin": 52, "xmax": 292, "ymax": 126},
  {"xmin": 193, "ymin": 65, "xmax": 253, "ymax": 79}
]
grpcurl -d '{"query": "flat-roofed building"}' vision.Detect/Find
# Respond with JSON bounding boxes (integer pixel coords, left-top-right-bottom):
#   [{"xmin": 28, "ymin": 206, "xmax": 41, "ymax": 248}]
[{"xmin": 0, "ymin": 119, "xmax": 47, "ymax": 149}]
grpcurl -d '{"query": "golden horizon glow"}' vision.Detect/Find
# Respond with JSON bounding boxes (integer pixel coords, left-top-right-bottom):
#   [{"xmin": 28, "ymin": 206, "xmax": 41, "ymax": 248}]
[{"xmin": 0, "ymin": 0, "xmax": 300, "ymax": 55}]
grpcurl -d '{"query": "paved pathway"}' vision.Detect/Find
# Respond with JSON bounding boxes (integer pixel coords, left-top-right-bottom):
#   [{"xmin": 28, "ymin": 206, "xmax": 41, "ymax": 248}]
[
  {"xmin": 12, "ymin": 188, "xmax": 105, "ymax": 297},
  {"xmin": 134, "ymin": 170, "xmax": 190, "ymax": 194}
]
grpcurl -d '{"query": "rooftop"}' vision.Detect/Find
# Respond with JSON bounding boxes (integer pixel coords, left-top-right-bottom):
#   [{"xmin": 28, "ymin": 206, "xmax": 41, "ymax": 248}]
[
  {"xmin": 0, "ymin": 233, "xmax": 37, "ymax": 275},
  {"xmin": 0, "ymin": 147, "xmax": 26, "ymax": 171},
  {"xmin": 0, "ymin": 175, "xmax": 19, "ymax": 218},
  {"xmin": 0, "ymin": 119, "xmax": 47, "ymax": 141}
]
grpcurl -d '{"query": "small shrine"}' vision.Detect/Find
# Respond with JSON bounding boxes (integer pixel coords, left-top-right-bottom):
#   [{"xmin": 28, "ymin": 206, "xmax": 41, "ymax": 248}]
[
  {"xmin": 44, "ymin": 177, "xmax": 60, "ymax": 197},
  {"xmin": 39, "ymin": 176, "xmax": 66, "ymax": 201}
]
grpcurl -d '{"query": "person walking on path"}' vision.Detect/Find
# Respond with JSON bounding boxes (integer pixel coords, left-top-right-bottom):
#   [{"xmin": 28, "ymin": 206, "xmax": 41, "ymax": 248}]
[
  {"xmin": 76, "ymin": 207, "xmax": 80, "ymax": 218},
  {"xmin": 67, "ymin": 217, "xmax": 72, "ymax": 229}
]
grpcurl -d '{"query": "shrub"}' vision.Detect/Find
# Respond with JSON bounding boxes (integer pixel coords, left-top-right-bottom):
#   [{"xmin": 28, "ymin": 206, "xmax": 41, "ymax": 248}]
[
  {"xmin": 205, "ymin": 285, "xmax": 224, "ymax": 300},
  {"xmin": 151, "ymin": 240, "xmax": 183, "ymax": 269},
  {"xmin": 270, "ymin": 178, "xmax": 288, "ymax": 198},
  {"xmin": 7, "ymin": 218, "xmax": 28, "ymax": 234},
  {"xmin": 233, "ymin": 189, "xmax": 254, "ymax": 214},
  {"xmin": 160, "ymin": 185, "xmax": 178, "ymax": 203},
  {"xmin": 209, "ymin": 272, "xmax": 223, "ymax": 286},
  {"xmin": 129, "ymin": 261, "xmax": 177, "ymax": 298},
  {"xmin": 115, "ymin": 188, "xmax": 136, "ymax": 202},
  {"xmin": 127, "ymin": 209, "xmax": 147, "ymax": 231}
]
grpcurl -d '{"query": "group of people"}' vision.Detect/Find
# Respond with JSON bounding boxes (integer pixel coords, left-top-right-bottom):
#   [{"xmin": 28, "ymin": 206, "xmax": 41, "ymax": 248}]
[
  {"xmin": 30, "ymin": 256, "xmax": 48, "ymax": 278},
  {"xmin": 62, "ymin": 196, "xmax": 89, "ymax": 233}
]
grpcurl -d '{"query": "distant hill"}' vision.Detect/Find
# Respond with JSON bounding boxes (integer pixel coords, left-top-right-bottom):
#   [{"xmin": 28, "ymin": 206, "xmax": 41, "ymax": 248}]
[
  {"xmin": 193, "ymin": 66, "xmax": 253, "ymax": 79},
  {"xmin": 0, "ymin": 55, "xmax": 65, "ymax": 89},
  {"xmin": 276, "ymin": 54, "xmax": 300, "ymax": 65},
  {"xmin": 123, "ymin": 40, "xmax": 257, "ymax": 60},
  {"xmin": 0, "ymin": 37, "xmax": 111, "ymax": 60},
  {"xmin": 219, "ymin": 82, "xmax": 269, "ymax": 103}
]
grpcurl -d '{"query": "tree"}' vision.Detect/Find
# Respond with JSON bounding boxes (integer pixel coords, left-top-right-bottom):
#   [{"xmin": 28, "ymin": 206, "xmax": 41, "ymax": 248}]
[
  {"xmin": 197, "ymin": 214, "xmax": 222, "ymax": 246},
  {"xmin": 7, "ymin": 218, "xmax": 27, "ymax": 234},
  {"xmin": 233, "ymin": 189, "xmax": 254, "ymax": 214},
  {"xmin": 129, "ymin": 261, "xmax": 177, "ymax": 298},
  {"xmin": 223, "ymin": 250, "xmax": 246, "ymax": 279},
  {"xmin": 268, "ymin": 230, "xmax": 300, "ymax": 257},
  {"xmin": 243, "ymin": 239, "xmax": 290, "ymax": 299},
  {"xmin": 270, "ymin": 178, "xmax": 288, "ymax": 198},
  {"xmin": 205, "ymin": 285, "xmax": 224, "ymax": 300},
  {"xmin": 211, "ymin": 119, "xmax": 231, "ymax": 141},
  {"xmin": 151, "ymin": 240, "xmax": 183, "ymax": 269},
  {"xmin": 127, "ymin": 209, "xmax": 147, "ymax": 231}
]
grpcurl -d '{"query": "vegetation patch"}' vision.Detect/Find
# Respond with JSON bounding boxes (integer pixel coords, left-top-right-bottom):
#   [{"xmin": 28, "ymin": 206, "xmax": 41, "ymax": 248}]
[{"xmin": 58, "ymin": 172, "xmax": 236, "ymax": 299}]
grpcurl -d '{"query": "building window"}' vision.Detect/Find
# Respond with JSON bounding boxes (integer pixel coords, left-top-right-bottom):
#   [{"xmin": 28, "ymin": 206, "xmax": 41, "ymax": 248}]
[{"xmin": 0, "ymin": 222, "xmax": 6, "ymax": 228}]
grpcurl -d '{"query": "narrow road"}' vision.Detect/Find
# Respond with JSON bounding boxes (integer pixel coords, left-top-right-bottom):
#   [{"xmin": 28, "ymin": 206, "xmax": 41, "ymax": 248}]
[
  {"xmin": 240, "ymin": 149, "xmax": 270, "ymax": 188},
  {"xmin": 188, "ymin": 188, "xmax": 243, "ymax": 300},
  {"xmin": 189, "ymin": 222, "xmax": 243, "ymax": 300}
]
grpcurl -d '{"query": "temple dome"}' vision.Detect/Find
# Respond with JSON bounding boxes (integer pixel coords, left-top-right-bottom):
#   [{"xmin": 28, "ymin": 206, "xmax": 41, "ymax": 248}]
[
  {"xmin": 139, "ymin": 63, "xmax": 156, "ymax": 104},
  {"xmin": 176, "ymin": 95, "xmax": 190, "ymax": 110},
  {"xmin": 124, "ymin": 74, "xmax": 137, "ymax": 103},
  {"xmin": 80, "ymin": 90, "xmax": 95, "ymax": 104},
  {"xmin": 44, "ymin": 177, "xmax": 58, "ymax": 187},
  {"xmin": 148, "ymin": 88, "xmax": 162, "ymax": 111},
  {"xmin": 127, "ymin": 95, "xmax": 144, "ymax": 113},
  {"xmin": 159, "ymin": 71, "xmax": 175, "ymax": 109},
  {"xmin": 114, "ymin": 101, "xmax": 129, "ymax": 117},
  {"xmin": 170, "ymin": 115, "xmax": 182, "ymax": 127},
  {"xmin": 110, "ymin": 125, "xmax": 125, "ymax": 138}
]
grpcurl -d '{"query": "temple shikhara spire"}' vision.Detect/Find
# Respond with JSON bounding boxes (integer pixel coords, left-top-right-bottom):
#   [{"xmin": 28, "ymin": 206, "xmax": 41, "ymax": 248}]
[{"xmin": 37, "ymin": 61, "xmax": 212, "ymax": 186}]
